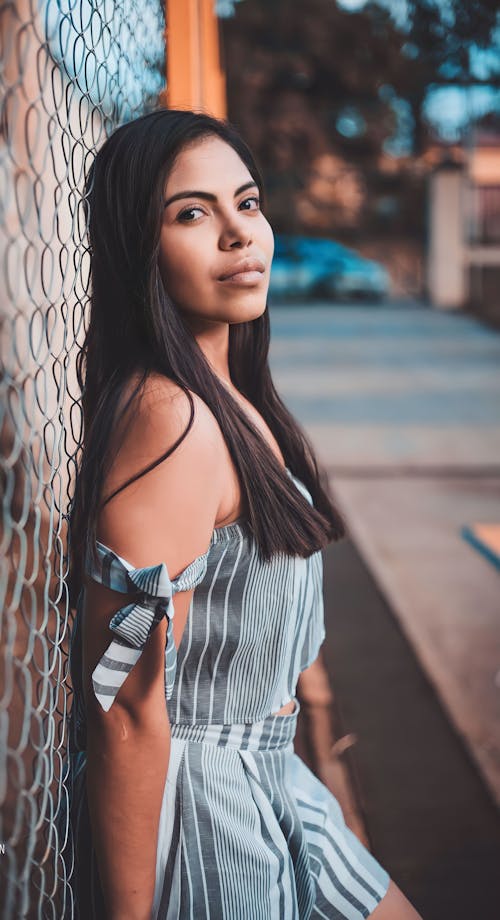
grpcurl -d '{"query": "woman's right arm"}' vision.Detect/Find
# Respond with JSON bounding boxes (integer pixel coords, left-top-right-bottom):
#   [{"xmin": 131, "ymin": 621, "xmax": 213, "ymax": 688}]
[{"xmin": 81, "ymin": 378, "xmax": 225, "ymax": 919}]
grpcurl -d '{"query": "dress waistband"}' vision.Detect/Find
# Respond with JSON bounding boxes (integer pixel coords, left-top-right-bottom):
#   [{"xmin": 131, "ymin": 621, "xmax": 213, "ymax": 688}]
[{"xmin": 169, "ymin": 699, "xmax": 300, "ymax": 751}]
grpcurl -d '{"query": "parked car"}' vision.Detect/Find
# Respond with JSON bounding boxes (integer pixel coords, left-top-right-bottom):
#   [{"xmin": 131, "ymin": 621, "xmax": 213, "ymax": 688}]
[{"xmin": 269, "ymin": 234, "xmax": 390, "ymax": 301}]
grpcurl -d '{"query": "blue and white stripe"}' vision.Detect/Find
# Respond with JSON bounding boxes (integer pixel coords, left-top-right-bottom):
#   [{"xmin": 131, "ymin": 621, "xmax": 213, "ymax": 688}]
[
  {"xmin": 86, "ymin": 542, "xmax": 210, "ymax": 711},
  {"xmin": 67, "ymin": 469, "xmax": 390, "ymax": 918}
]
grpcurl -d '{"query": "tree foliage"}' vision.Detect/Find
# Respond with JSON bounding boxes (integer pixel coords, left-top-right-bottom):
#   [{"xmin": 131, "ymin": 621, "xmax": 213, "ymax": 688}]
[{"xmin": 221, "ymin": 0, "xmax": 500, "ymax": 234}]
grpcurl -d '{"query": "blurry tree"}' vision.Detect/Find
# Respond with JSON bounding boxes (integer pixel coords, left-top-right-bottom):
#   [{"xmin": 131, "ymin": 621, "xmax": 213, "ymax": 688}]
[
  {"xmin": 221, "ymin": 0, "xmax": 500, "ymax": 235},
  {"xmin": 222, "ymin": 0, "xmax": 405, "ymax": 232},
  {"xmin": 223, "ymin": 1, "xmax": 400, "ymax": 164},
  {"xmin": 395, "ymin": 0, "xmax": 500, "ymax": 153}
]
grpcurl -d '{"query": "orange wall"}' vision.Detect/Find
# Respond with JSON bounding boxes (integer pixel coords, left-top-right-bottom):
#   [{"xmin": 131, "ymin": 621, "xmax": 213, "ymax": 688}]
[{"xmin": 165, "ymin": 0, "xmax": 227, "ymax": 118}]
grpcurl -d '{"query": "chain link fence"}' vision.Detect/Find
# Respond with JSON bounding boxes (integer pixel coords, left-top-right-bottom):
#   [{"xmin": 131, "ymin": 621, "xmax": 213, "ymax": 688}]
[{"xmin": 1, "ymin": 1, "xmax": 166, "ymax": 915}]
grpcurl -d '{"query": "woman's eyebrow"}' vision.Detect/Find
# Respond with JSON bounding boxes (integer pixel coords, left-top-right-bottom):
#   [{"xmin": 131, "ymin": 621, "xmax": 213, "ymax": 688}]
[{"xmin": 164, "ymin": 180, "xmax": 258, "ymax": 209}]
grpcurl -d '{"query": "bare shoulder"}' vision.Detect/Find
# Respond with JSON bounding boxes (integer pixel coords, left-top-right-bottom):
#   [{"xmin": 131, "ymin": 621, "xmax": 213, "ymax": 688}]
[
  {"xmin": 98, "ymin": 371, "xmax": 226, "ymax": 571},
  {"xmin": 115, "ymin": 369, "xmax": 221, "ymax": 454},
  {"xmin": 104, "ymin": 371, "xmax": 224, "ymax": 495}
]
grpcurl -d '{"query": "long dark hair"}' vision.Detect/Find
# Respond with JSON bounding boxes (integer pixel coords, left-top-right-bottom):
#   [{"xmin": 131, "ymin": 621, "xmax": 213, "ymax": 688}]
[{"xmin": 67, "ymin": 108, "xmax": 345, "ymax": 606}]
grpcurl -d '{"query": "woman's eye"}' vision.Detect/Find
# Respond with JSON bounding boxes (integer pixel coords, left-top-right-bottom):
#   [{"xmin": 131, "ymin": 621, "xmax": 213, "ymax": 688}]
[
  {"xmin": 177, "ymin": 206, "xmax": 205, "ymax": 222},
  {"xmin": 176, "ymin": 195, "xmax": 260, "ymax": 222},
  {"xmin": 240, "ymin": 195, "xmax": 260, "ymax": 211}
]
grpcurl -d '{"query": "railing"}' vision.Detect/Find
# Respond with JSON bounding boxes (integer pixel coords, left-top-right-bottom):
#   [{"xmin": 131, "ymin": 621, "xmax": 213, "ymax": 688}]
[{"xmin": 467, "ymin": 184, "xmax": 500, "ymax": 245}]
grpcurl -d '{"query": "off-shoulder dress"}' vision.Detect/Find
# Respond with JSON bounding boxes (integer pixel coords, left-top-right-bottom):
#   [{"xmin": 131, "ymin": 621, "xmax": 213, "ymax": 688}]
[{"xmin": 65, "ymin": 468, "xmax": 390, "ymax": 919}]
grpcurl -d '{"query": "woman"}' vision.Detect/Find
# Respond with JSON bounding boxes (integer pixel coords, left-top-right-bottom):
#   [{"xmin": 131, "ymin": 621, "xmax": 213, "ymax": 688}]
[{"xmin": 66, "ymin": 109, "xmax": 422, "ymax": 920}]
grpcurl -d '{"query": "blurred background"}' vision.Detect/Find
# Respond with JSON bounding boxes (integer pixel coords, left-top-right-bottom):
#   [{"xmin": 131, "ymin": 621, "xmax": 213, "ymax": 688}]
[{"xmin": 1, "ymin": 0, "xmax": 499, "ymax": 917}]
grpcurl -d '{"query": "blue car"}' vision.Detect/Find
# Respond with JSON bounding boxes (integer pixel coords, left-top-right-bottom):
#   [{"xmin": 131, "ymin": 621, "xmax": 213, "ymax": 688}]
[{"xmin": 269, "ymin": 234, "xmax": 390, "ymax": 301}]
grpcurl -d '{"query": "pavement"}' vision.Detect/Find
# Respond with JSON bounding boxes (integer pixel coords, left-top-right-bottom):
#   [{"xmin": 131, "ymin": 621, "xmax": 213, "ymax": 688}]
[
  {"xmin": 269, "ymin": 299, "xmax": 500, "ymax": 913},
  {"xmin": 321, "ymin": 536, "xmax": 500, "ymax": 918},
  {"xmin": 270, "ymin": 299, "xmax": 500, "ymax": 806}
]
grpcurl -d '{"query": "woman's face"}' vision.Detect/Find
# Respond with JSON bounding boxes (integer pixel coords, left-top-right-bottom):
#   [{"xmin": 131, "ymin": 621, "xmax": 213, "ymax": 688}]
[{"xmin": 158, "ymin": 135, "xmax": 274, "ymax": 327}]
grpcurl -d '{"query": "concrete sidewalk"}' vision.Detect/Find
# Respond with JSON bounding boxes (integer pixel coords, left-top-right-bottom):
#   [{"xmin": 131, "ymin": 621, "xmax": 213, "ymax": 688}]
[
  {"xmin": 320, "ymin": 535, "xmax": 500, "ymax": 918},
  {"xmin": 330, "ymin": 472, "xmax": 500, "ymax": 810},
  {"xmin": 271, "ymin": 301, "xmax": 500, "ymax": 809}
]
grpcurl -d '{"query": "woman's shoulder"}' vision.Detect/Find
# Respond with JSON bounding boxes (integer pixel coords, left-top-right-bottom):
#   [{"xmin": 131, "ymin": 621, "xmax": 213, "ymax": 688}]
[
  {"xmin": 120, "ymin": 369, "xmax": 194, "ymax": 412},
  {"xmin": 97, "ymin": 371, "xmax": 227, "ymax": 565},
  {"xmin": 118, "ymin": 370, "xmax": 221, "ymax": 450}
]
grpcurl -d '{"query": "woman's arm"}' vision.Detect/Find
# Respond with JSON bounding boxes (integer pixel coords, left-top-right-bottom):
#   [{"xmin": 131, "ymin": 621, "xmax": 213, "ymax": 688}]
[
  {"xmin": 85, "ymin": 611, "xmax": 171, "ymax": 920},
  {"xmin": 81, "ymin": 377, "xmax": 226, "ymax": 918}
]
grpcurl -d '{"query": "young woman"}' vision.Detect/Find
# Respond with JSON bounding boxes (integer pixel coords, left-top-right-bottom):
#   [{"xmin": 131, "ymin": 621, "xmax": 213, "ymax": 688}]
[{"xmin": 66, "ymin": 109, "xmax": 422, "ymax": 920}]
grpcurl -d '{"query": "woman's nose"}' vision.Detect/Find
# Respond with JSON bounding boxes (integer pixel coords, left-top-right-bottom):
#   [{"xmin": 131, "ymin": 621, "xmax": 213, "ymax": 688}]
[{"xmin": 219, "ymin": 213, "xmax": 253, "ymax": 250}]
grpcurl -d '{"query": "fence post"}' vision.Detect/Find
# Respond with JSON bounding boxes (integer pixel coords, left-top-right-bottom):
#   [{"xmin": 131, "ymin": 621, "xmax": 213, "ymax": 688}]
[
  {"xmin": 166, "ymin": 0, "xmax": 227, "ymax": 117},
  {"xmin": 427, "ymin": 160, "xmax": 467, "ymax": 310}
]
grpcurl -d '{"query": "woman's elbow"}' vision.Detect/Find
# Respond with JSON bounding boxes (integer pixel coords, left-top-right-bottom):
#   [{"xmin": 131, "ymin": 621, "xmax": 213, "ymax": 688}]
[{"xmin": 85, "ymin": 677, "xmax": 171, "ymax": 740}]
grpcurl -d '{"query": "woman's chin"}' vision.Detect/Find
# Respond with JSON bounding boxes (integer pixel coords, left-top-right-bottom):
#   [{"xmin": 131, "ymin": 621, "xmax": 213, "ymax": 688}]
[
  {"xmin": 228, "ymin": 298, "xmax": 268, "ymax": 322},
  {"xmin": 202, "ymin": 292, "xmax": 268, "ymax": 323}
]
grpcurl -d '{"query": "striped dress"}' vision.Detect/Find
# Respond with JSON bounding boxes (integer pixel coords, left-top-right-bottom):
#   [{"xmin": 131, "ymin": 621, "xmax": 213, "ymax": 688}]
[{"xmin": 66, "ymin": 468, "xmax": 390, "ymax": 919}]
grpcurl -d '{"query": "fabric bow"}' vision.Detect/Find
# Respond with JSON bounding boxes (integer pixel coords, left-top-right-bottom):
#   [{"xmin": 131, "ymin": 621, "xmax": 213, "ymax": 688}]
[{"xmin": 91, "ymin": 561, "xmax": 174, "ymax": 712}]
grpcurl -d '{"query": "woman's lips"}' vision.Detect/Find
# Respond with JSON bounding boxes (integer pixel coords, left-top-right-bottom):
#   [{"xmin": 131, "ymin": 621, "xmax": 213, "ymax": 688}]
[
  {"xmin": 218, "ymin": 270, "xmax": 264, "ymax": 285},
  {"xmin": 217, "ymin": 257, "xmax": 266, "ymax": 285}
]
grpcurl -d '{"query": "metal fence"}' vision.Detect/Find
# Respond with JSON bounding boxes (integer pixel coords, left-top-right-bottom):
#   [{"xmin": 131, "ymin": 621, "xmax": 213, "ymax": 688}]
[
  {"xmin": 468, "ymin": 184, "xmax": 500, "ymax": 244},
  {"xmin": 0, "ymin": 1, "xmax": 166, "ymax": 915}
]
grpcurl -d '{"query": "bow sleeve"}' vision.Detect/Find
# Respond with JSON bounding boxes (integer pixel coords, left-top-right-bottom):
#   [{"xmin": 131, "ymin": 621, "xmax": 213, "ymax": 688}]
[{"xmin": 88, "ymin": 541, "xmax": 209, "ymax": 712}]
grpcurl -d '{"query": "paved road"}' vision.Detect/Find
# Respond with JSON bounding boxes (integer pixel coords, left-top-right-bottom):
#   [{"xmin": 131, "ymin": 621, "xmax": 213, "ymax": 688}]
[
  {"xmin": 270, "ymin": 301, "xmax": 500, "ymax": 469},
  {"xmin": 269, "ymin": 300, "xmax": 500, "ymax": 916}
]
